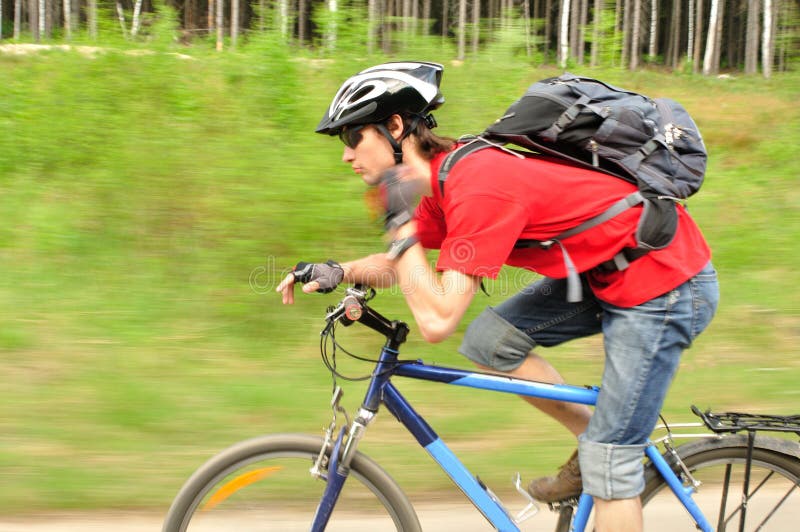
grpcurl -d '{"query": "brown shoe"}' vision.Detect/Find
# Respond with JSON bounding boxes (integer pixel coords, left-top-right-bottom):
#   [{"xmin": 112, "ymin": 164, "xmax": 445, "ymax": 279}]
[{"xmin": 527, "ymin": 449, "xmax": 582, "ymax": 502}]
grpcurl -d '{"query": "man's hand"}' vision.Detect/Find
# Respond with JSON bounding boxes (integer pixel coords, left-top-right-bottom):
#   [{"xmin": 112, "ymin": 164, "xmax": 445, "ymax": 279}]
[
  {"xmin": 276, "ymin": 260, "xmax": 344, "ymax": 304},
  {"xmin": 380, "ymin": 165, "xmax": 426, "ymax": 232}
]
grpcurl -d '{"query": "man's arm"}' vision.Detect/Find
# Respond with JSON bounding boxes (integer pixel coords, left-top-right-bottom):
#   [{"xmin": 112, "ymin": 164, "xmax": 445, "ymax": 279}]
[
  {"xmin": 391, "ymin": 221, "xmax": 481, "ymax": 343},
  {"xmin": 341, "ymin": 253, "xmax": 398, "ymax": 288},
  {"xmin": 277, "ymin": 225, "xmax": 479, "ymax": 343}
]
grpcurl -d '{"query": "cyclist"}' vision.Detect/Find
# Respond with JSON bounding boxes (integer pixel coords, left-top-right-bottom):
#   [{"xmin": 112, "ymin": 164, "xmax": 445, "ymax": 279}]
[{"xmin": 276, "ymin": 61, "xmax": 719, "ymax": 532}]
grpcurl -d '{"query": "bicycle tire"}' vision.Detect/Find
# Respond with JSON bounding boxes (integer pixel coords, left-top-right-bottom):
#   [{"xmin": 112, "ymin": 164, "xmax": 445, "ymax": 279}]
[
  {"xmin": 641, "ymin": 434, "xmax": 800, "ymax": 531},
  {"xmin": 162, "ymin": 433, "xmax": 422, "ymax": 532}
]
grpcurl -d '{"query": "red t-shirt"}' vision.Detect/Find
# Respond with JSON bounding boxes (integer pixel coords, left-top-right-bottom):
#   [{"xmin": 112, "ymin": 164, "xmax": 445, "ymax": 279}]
[{"xmin": 414, "ymin": 147, "xmax": 711, "ymax": 307}]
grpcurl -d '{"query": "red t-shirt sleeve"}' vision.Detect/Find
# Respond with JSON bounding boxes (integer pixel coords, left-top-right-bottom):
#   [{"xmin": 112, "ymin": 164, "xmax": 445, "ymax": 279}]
[
  {"xmin": 437, "ymin": 195, "xmax": 528, "ymax": 278},
  {"xmin": 414, "ymin": 196, "xmax": 446, "ymax": 249}
]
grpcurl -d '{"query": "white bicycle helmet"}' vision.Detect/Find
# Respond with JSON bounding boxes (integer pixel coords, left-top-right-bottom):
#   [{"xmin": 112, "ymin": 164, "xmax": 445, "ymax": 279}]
[{"xmin": 315, "ymin": 61, "xmax": 445, "ymax": 136}]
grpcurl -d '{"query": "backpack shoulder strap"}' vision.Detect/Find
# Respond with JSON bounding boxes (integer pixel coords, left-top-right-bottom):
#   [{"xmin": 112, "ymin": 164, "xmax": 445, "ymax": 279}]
[
  {"xmin": 437, "ymin": 137, "xmax": 499, "ymax": 195},
  {"xmin": 514, "ymin": 191, "xmax": 646, "ymax": 302}
]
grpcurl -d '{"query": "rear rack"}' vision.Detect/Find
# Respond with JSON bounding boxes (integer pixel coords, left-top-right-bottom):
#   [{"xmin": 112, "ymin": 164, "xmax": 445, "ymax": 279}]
[{"xmin": 692, "ymin": 405, "xmax": 800, "ymax": 435}]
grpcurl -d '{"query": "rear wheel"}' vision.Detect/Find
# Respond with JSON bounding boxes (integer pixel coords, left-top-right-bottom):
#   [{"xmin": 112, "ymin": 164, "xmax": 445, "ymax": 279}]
[
  {"xmin": 163, "ymin": 433, "xmax": 421, "ymax": 532},
  {"xmin": 641, "ymin": 435, "xmax": 800, "ymax": 531}
]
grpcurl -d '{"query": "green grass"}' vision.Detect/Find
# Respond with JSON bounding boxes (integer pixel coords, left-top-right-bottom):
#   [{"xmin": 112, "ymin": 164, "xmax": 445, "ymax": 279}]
[{"xmin": 0, "ymin": 43, "xmax": 798, "ymax": 512}]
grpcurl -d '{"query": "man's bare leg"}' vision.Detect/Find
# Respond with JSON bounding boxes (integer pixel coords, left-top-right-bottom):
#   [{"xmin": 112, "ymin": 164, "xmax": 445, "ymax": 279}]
[
  {"xmin": 595, "ymin": 497, "xmax": 642, "ymax": 532},
  {"xmin": 477, "ymin": 352, "xmax": 592, "ymax": 435}
]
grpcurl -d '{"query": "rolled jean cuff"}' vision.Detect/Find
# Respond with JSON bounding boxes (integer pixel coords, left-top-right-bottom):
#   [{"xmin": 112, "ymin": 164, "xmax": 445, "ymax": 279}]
[
  {"xmin": 459, "ymin": 307, "xmax": 536, "ymax": 372},
  {"xmin": 578, "ymin": 435, "xmax": 648, "ymax": 500}
]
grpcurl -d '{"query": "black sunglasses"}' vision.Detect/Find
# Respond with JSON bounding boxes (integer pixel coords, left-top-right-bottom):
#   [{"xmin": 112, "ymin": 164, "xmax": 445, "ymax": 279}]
[{"xmin": 339, "ymin": 125, "xmax": 366, "ymax": 149}]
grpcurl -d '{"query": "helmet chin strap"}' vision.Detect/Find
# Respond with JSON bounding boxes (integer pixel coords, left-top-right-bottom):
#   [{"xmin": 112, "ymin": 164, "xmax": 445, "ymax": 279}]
[{"xmin": 375, "ymin": 115, "xmax": 423, "ymax": 165}]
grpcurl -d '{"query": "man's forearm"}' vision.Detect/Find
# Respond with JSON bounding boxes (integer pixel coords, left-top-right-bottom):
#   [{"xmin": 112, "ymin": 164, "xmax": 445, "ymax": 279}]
[{"xmin": 342, "ymin": 253, "xmax": 398, "ymax": 288}]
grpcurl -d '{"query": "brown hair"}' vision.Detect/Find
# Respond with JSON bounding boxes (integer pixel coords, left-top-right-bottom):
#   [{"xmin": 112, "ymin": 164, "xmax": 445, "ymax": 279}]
[{"xmin": 399, "ymin": 114, "xmax": 455, "ymax": 160}]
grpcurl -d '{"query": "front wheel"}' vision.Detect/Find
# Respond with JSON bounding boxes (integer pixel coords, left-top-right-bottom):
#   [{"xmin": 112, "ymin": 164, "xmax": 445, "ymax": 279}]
[
  {"xmin": 163, "ymin": 433, "xmax": 421, "ymax": 532},
  {"xmin": 641, "ymin": 434, "xmax": 800, "ymax": 531}
]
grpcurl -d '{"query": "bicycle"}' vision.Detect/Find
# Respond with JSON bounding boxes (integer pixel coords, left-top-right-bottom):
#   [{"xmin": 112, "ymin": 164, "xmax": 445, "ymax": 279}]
[{"xmin": 163, "ymin": 285, "xmax": 800, "ymax": 531}]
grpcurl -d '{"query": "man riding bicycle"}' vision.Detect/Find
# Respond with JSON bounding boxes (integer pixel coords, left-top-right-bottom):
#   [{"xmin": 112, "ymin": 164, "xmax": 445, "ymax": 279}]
[{"xmin": 277, "ymin": 61, "xmax": 719, "ymax": 532}]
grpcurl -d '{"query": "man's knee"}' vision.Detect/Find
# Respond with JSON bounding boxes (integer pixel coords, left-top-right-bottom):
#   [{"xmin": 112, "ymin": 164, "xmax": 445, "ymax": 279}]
[{"xmin": 459, "ymin": 306, "xmax": 536, "ymax": 372}]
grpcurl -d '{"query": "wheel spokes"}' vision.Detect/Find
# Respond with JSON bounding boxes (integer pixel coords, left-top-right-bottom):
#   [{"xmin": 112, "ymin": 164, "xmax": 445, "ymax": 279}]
[{"xmin": 754, "ymin": 484, "xmax": 798, "ymax": 531}]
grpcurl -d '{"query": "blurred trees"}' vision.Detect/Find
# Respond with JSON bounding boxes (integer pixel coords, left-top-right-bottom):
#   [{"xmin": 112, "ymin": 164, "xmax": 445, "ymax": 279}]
[{"xmin": 0, "ymin": 0, "xmax": 796, "ymax": 75}]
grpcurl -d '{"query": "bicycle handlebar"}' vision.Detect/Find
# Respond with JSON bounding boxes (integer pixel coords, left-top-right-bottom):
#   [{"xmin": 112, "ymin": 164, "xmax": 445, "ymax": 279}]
[{"xmin": 323, "ymin": 285, "xmax": 409, "ymax": 345}]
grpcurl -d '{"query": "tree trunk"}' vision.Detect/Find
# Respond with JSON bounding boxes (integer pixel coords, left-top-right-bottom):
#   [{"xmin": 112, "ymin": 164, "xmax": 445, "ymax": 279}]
[
  {"xmin": 13, "ymin": 0, "xmax": 21, "ymax": 39},
  {"xmin": 761, "ymin": 0, "xmax": 774, "ymax": 78},
  {"xmin": 744, "ymin": 0, "xmax": 759, "ymax": 73},
  {"xmin": 277, "ymin": 0, "xmax": 288, "ymax": 40},
  {"xmin": 457, "ymin": 0, "xmax": 466, "ymax": 60},
  {"xmin": 367, "ymin": 0, "xmax": 377, "ymax": 53},
  {"xmin": 724, "ymin": 0, "xmax": 736, "ymax": 68},
  {"xmin": 621, "ymin": 0, "xmax": 631, "ymax": 67},
  {"xmin": 132, "ymin": 0, "xmax": 144, "ymax": 36},
  {"xmin": 545, "ymin": 0, "xmax": 553, "ymax": 54},
  {"xmin": 559, "ymin": 0, "xmax": 571, "ymax": 67},
  {"xmin": 533, "ymin": 0, "xmax": 540, "ymax": 54},
  {"xmin": 216, "ymin": 0, "xmax": 223, "ymax": 50},
  {"xmin": 630, "ymin": 0, "xmax": 641, "ymax": 69},
  {"xmin": 569, "ymin": 0, "xmax": 579, "ymax": 59},
  {"xmin": 649, "ymin": 0, "xmax": 658, "ymax": 59},
  {"xmin": 693, "ymin": 0, "xmax": 704, "ymax": 72},
  {"xmin": 712, "ymin": 0, "xmax": 724, "ymax": 70},
  {"xmin": 88, "ymin": 0, "xmax": 97, "ymax": 38},
  {"xmin": 442, "ymin": 0, "xmax": 449, "ymax": 39},
  {"xmin": 384, "ymin": 0, "xmax": 393, "ymax": 52},
  {"xmin": 38, "ymin": 0, "xmax": 45, "ymax": 39},
  {"xmin": 577, "ymin": 0, "xmax": 587, "ymax": 64},
  {"xmin": 298, "ymin": 0, "xmax": 306, "ymax": 43},
  {"xmin": 702, "ymin": 0, "xmax": 717, "ymax": 74},
  {"xmin": 703, "ymin": 0, "xmax": 721, "ymax": 74},
  {"xmin": 472, "ymin": 0, "xmax": 480, "ymax": 55},
  {"xmin": 28, "ymin": 0, "xmax": 35, "ymax": 40},
  {"xmin": 115, "ymin": 1, "xmax": 128, "ymax": 38},
  {"xmin": 183, "ymin": 0, "xmax": 192, "ymax": 33},
  {"xmin": 687, "ymin": 0, "xmax": 695, "ymax": 63},
  {"xmin": 230, "ymin": 0, "xmax": 239, "ymax": 47},
  {"xmin": 327, "ymin": 0, "xmax": 338, "ymax": 50},
  {"xmin": 208, "ymin": 0, "xmax": 214, "ymax": 33},
  {"xmin": 590, "ymin": 0, "xmax": 600, "ymax": 66},
  {"xmin": 62, "ymin": 0, "xmax": 71, "ymax": 39},
  {"xmin": 670, "ymin": 0, "xmax": 681, "ymax": 67}
]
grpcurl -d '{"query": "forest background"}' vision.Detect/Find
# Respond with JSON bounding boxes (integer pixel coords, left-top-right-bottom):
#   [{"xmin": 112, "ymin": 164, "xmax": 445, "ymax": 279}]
[
  {"xmin": 0, "ymin": 0, "xmax": 798, "ymax": 74},
  {"xmin": 0, "ymin": 1, "xmax": 798, "ymax": 516}
]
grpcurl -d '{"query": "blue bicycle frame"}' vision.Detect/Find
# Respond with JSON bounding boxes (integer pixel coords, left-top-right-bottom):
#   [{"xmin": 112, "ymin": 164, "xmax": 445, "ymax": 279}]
[{"xmin": 311, "ymin": 292, "xmax": 715, "ymax": 532}]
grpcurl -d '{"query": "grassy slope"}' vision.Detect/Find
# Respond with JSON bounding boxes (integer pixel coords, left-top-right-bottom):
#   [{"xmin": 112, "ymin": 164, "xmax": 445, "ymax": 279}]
[{"xmin": 0, "ymin": 45, "xmax": 798, "ymax": 511}]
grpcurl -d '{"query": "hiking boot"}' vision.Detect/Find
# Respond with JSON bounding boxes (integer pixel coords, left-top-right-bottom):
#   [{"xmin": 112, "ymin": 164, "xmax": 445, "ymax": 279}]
[{"xmin": 527, "ymin": 449, "xmax": 582, "ymax": 502}]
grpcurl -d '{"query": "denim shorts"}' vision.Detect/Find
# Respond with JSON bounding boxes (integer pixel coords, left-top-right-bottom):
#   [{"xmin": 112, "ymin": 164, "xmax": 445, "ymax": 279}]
[{"xmin": 459, "ymin": 262, "xmax": 719, "ymax": 499}]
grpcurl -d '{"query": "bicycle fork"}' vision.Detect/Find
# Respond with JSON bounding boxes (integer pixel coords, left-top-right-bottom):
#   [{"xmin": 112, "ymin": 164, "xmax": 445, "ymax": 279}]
[{"xmin": 308, "ymin": 385, "xmax": 377, "ymax": 532}]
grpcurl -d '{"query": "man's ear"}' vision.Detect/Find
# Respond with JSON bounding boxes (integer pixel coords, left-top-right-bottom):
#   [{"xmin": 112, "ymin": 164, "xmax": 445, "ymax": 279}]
[{"xmin": 386, "ymin": 114, "xmax": 405, "ymax": 140}]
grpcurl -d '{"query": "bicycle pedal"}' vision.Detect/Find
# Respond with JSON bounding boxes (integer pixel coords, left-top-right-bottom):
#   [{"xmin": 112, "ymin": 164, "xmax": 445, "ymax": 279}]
[
  {"xmin": 546, "ymin": 496, "xmax": 579, "ymax": 512},
  {"xmin": 512, "ymin": 472, "xmax": 540, "ymax": 523}
]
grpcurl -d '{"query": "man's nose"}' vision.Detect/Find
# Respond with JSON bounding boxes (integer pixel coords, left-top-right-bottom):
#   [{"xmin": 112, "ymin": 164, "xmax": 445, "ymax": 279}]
[{"xmin": 342, "ymin": 146, "xmax": 355, "ymax": 162}]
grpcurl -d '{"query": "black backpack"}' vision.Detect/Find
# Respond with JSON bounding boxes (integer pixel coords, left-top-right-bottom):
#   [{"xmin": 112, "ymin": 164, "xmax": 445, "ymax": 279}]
[{"xmin": 438, "ymin": 73, "xmax": 707, "ymax": 301}]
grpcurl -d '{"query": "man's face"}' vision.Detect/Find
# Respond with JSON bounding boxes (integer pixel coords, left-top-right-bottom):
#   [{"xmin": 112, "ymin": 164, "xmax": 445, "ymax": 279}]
[{"xmin": 340, "ymin": 124, "xmax": 396, "ymax": 186}]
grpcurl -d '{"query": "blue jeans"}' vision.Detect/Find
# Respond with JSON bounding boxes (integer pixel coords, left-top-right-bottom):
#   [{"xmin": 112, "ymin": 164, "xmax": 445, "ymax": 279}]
[{"xmin": 459, "ymin": 262, "xmax": 719, "ymax": 499}]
